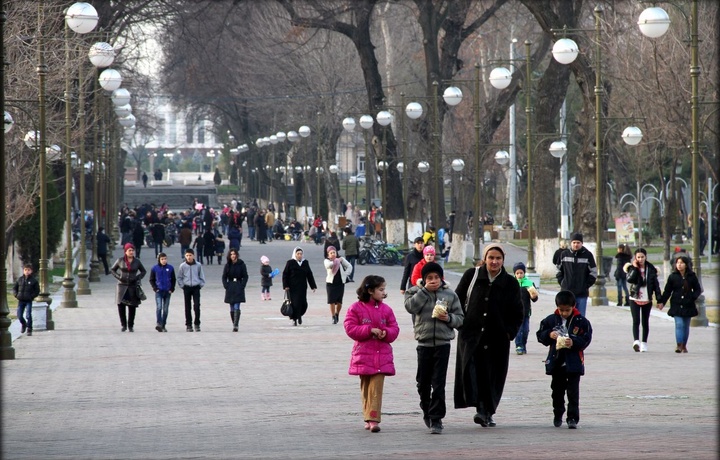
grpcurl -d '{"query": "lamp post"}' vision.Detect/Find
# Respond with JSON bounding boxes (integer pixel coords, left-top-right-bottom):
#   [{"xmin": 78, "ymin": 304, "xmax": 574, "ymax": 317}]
[
  {"xmin": 34, "ymin": 1, "xmax": 54, "ymax": 331},
  {"xmin": 491, "ymin": 40, "xmax": 536, "ymax": 271},
  {"xmin": 61, "ymin": 2, "xmax": 99, "ymax": 305},
  {"xmin": 550, "ymin": 140, "xmax": 569, "ymax": 237},
  {"xmin": 436, "ymin": 63, "xmax": 482, "ymax": 259},
  {"xmin": 1, "ymin": 3, "xmax": 15, "ymax": 359},
  {"xmin": 638, "ymin": 0, "xmax": 706, "ymax": 326},
  {"xmin": 552, "ymin": 6, "xmax": 645, "ymax": 305},
  {"xmin": 376, "ymin": 110, "xmax": 393, "ymax": 240},
  {"xmin": 418, "ymin": 160, "xmax": 430, "ymax": 230}
]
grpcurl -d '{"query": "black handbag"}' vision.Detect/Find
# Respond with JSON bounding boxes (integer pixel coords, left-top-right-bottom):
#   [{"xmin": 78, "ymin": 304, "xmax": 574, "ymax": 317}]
[
  {"xmin": 136, "ymin": 283, "xmax": 147, "ymax": 302},
  {"xmin": 280, "ymin": 292, "xmax": 293, "ymax": 317}
]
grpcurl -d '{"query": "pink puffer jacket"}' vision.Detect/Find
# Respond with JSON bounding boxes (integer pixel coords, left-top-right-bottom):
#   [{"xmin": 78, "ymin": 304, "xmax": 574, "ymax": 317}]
[{"xmin": 344, "ymin": 299, "xmax": 400, "ymax": 376}]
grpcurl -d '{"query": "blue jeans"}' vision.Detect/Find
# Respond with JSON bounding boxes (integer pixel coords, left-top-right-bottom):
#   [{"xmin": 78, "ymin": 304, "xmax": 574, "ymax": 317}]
[
  {"xmin": 616, "ymin": 278, "xmax": 629, "ymax": 303},
  {"xmin": 575, "ymin": 297, "xmax": 588, "ymax": 317},
  {"xmin": 154, "ymin": 241, "xmax": 163, "ymax": 257},
  {"xmin": 155, "ymin": 291, "xmax": 172, "ymax": 326},
  {"xmin": 248, "ymin": 226, "xmax": 256, "ymax": 240},
  {"xmin": 674, "ymin": 316, "xmax": 691, "ymax": 345},
  {"xmin": 16, "ymin": 301, "xmax": 32, "ymax": 330},
  {"xmin": 515, "ymin": 316, "xmax": 530, "ymax": 351}
]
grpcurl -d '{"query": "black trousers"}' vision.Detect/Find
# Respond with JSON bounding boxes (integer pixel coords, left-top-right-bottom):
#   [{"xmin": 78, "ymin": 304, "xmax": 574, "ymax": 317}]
[
  {"xmin": 99, "ymin": 254, "xmax": 109, "ymax": 275},
  {"xmin": 182, "ymin": 286, "xmax": 202, "ymax": 327},
  {"xmin": 416, "ymin": 343, "xmax": 451, "ymax": 422},
  {"xmin": 551, "ymin": 369, "xmax": 581, "ymax": 422},
  {"xmin": 630, "ymin": 301, "xmax": 652, "ymax": 342},
  {"xmin": 117, "ymin": 304, "xmax": 137, "ymax": 328}
]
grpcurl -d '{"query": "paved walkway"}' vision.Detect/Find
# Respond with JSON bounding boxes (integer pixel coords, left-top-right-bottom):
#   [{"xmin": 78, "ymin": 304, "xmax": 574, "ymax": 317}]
[{"xmin": 2, "ymin": 240, "xmax": 717, "ymax": 459}]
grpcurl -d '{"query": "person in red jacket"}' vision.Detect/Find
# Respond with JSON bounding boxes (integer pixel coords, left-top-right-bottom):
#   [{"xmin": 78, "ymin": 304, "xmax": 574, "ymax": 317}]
[
  {"xmin": 344, "ymin": 275, "xmax": 400, "ymax": 433},
  {"xmin": 410, "ymin": 245, "xmax": 437, "ymax": 288}
]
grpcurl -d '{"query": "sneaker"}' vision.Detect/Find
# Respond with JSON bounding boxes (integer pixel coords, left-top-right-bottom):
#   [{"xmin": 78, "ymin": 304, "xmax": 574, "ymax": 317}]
[
  {"xmin": 633, "ymin": 340, "xmax": 640, "ymax": 352},
  {"xmin": 567, "ymin": 419, "xmax": 578, "ymax": 429},
  {"xmin": 430, "ymin": 421, "xmax": 444, "ymax": 434},
  {"xmin": 640, "ymin": 342, "xmax": 648, "ymax": 352},
  {"xmin": 369, "ymin": 421, "xmax": 381, "ymax": 433},
  {"xmin": 516, "ymin": 346, "xmax": 523, "ymax": 355},
  {"xmin": 187, "ymin": 327, "xmax": 193, "ymax": 332},
  {"xmin": 121, "ymin": 326, "xmax": 127, "ymax": 332},
  {"xmin": 553, "ymin": 416, "xmax": 563, "ymax": 427}
]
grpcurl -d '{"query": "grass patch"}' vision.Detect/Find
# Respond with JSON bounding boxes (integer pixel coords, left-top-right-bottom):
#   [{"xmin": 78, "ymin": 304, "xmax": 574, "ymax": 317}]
[{"xmin": 707, "ymin": 308, "xmax": 719, "ymax": 324}]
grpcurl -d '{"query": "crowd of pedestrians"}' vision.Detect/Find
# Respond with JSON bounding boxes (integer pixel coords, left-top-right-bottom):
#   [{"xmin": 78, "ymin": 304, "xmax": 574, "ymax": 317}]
[{"xmin": 13, "ymin": 189, "xmax": 707, "ymax": 436}]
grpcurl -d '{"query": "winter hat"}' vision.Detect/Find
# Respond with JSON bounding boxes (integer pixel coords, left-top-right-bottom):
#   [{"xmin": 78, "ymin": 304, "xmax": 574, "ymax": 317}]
[
  {"xmin": 482, "ymin": 243, "xmax": 505, "ymax": 260},
  {"xmin": 513, "ymin": 262, "xmax": 526, "ymax": 273},
  {"xmin": 421, "ymin": 261, "xmax": 444, "ymax": 281},
  {"xmin": 326, "ymin": 246, "xmax": 338, "ymax": 255},
  {"xmin": 571, "ymin": 232, "xmax": 584, "ymax": 243},
  {"xmin": 123, "ymin": 243, "xmax": 135, "ymax": 251},
  {"xmin": 422, "ymin": 245, "xmax": 436, "ymax": 255},
  {"xmin": 260, "ymin": 255, "xmax": 270, "ymax": 265}
]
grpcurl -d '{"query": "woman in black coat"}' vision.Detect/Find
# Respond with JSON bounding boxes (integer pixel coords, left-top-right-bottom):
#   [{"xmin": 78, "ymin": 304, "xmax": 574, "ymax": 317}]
[
  {"xmin": 453, "ymin": 243, "xmax": 524, "ymax": 428},
  {"xmin": 282, "ymin": 246, "xmax": 317, "ymax": 326},
  {"xmin": 624, "ymin": 247, "xmax": 662, "ymax": 352},
  {"xmin": 657, "ymin": 255, "xmax": 702, "ymax": 353},
  {"xmin": 222, "ymin": 248, "xmax": 249, "ymax": 332},
  {"xmin": 111, "ymin": 243, "xmax": 147, "ymax": 332}
]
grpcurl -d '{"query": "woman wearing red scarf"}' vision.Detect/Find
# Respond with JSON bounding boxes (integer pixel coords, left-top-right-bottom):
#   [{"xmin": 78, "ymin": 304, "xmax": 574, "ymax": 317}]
[{"xmin": 110, "ymin": 243, "xmax": 147, "ymax": 332}]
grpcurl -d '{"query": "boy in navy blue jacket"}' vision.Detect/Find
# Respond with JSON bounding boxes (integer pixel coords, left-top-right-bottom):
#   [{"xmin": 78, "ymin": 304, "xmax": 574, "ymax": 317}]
[
  {"xmin": 149, "ymin": 252, "xmax": 176, "ymax": 332},
  {"xmin": 537, "ymin": 290, "xmax": 592, "ymax": 429}
]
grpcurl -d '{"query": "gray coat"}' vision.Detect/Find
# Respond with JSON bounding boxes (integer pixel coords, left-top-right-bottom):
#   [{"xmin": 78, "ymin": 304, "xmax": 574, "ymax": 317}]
[
  {"xmin": 404, "ymin": 283, "xmax": 464, "ymax": 347},
  {"xmin": 111, "ymin": 257, "xmax": 147, "ymax": 306}
]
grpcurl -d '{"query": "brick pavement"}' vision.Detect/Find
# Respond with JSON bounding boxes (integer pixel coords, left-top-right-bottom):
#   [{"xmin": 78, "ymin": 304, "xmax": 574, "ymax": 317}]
[{"xmin": 2, "ymin": 239, "xmax": 717, "ymax": 459}]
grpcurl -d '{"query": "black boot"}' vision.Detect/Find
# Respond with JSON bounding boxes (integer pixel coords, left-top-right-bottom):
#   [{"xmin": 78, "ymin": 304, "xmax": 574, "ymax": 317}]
[{"xmin": 233, "ymin": 310, "xmax": 240, "ymax": 332}]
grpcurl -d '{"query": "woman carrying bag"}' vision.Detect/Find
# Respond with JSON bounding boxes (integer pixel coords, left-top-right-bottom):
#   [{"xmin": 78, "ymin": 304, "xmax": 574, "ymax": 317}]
[{"xmin": 111, "ymin": 243, "xmax": 147, "ymax": 332}]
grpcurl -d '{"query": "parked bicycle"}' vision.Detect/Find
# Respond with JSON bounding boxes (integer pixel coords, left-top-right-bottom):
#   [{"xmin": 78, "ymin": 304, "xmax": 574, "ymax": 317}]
[{"xmin": 357, "ymin": 237, "xmax": 403, "ymax": 266}]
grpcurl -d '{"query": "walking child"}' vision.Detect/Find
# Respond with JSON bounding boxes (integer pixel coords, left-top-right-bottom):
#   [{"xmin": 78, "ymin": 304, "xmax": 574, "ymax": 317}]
[
  {"xmin": 404, "ymin": 262, "xmax": 464, "ymax": 434},
  {"xmin": 344, "ymin": 275, "xmax": 400, "ymax": 433},
  {"xmin": 513, "ymin": 262, "xmax": 538, "ymax": 355},
  {"xmin": 260, "ymin": 255, "xmax": 273, "ymax": 301},
  {"xmin": 177, "ymin": 248, "xmax": 205, "ymax": 332},
  {"xmin": 13, "ymin": 264, "xmax": 40, "ymax": 336},
  {"xmin": 536, "ymin": 290, "xmax": 593, "ymax": 429},
  {"xmin": 149, "ymin": 252, "xmax": 176, "ymax": 332},
  {"xmin": 215, "ymin": 234, "xmax": 226, "ymax": 265}
]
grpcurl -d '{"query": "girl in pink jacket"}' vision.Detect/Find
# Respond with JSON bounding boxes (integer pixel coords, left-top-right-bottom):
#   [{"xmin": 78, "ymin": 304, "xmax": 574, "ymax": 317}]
[{"xmin": 344, "ymin": 275, "xmax": 400, "ymax": 433}]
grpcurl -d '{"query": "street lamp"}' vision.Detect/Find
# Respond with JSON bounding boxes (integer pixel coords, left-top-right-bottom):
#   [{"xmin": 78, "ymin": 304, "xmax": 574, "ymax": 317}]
[
  {"xmin": 638, "ymin": 0, "xmax": 707, "ymax": 326},
  {"xmin": 552, "ymin": 7, "xmax": 644, "ymax": 306},
  {"xmin": 491, "ymin": 39, "xmax": 537, "ymax": 271},
  {"xmin": 1, "ymin": 7, "xmax": 15, "ymax": 358},
  {"xmin": 550, "ymin": 140, "xmax": 569, "ymax": 238},
  {"xmin": 61, "ymin": 2, "xmax": 98, "ymax": 306}
]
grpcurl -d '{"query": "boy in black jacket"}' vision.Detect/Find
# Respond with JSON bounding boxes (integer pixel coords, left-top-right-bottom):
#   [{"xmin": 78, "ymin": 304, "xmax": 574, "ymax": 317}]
[
  {"xmin": 537, "ymin": 290, "xmax": 592, "ymax": 429},
  {"xmin": 13, "ymin": 264, "xmax": 40, "ymax": 336}
]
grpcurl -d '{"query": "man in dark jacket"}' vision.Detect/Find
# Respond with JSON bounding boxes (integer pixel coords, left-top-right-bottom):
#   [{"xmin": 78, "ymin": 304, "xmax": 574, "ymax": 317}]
[
  {"xmin": 556, "ymin": 233, "xmax": 597, "ymax": 316},
  {"xmin": 13, "ymin": 264, "xmax": 40, "ymax": 336},
  {"xmin": 96, "ymin": 226, "xmax": 112, "ymax": 275},
  {"xmin": 401, "ymin": 237, "xmax": 426, "ymax": 294}
]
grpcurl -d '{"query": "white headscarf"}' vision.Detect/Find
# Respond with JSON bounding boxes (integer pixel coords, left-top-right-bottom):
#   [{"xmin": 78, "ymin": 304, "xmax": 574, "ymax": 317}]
[{"xmin": 292, "ymin": 246, "xmax": 304, "ymax": 265}]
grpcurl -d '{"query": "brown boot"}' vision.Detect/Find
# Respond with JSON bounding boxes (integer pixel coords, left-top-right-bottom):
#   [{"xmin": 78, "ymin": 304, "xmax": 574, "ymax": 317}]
[
  {"xmin": 675, "ymin": 343, "xmax": 682, "ymax": 353},
  {"xmin": 681, "ymin": 343, "xmax": 688, "ymax": 353}
]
